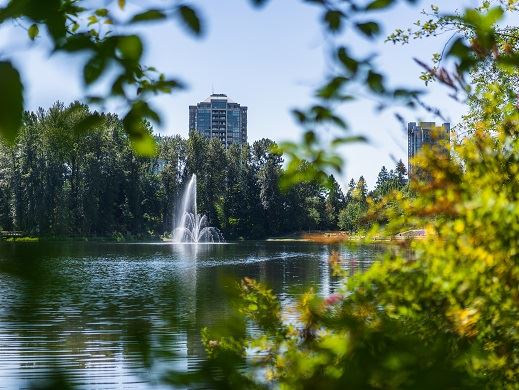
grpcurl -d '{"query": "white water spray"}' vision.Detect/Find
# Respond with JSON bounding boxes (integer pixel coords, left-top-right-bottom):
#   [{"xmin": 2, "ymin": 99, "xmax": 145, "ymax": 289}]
[{"xmin": 172, "ymin": 174, "xmax": 224, "ymax": 243}]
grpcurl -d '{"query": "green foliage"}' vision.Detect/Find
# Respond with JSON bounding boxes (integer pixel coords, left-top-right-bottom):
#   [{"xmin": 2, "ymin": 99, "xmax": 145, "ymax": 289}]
[
  {"xmin": 130, "ymin": 10, "xmax": 167, "ymax": 24},
  {"xmin": 200, "ymin": 95, "xmax": 519, "ymax": 388},
  {"xmin": 0, "ymin": 0, "xmax": 194, "ymax": 152},
  {"xmin": 178, "ymin": 5, "xmax": 203, "ymax": 36},
  {"xmin": 366, "ymin": 0, "xmax": 396, "ymax": 10},
  {"xmin": 0, "ymin": 61, "xmax": 23, "ymax": 144},
  {"xmin": 355, "ymin": 21, "xmax": 381, "ymax": 38},
  {"xmin": 197, "ymin": 3, "xmax": 519, "ymax": 389},
  {"xmin": 338, "ymin": 202, "xmax": 365, "ymax": 232}
]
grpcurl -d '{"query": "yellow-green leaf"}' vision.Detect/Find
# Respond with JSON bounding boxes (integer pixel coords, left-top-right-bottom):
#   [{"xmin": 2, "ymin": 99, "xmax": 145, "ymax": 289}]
[
  {"xmin": 117, "ymin": 35, "xmax": 143, "ymax": 61},
  {"xmin": 95, "ymin": 8, "xmax": 108, "ymax": 17},
  {"xmin": 28, "ymin": 23, "xmax": 39, "ymax": 40},
  {"xmin": 130, "ymin": 132, "xmax": 157, "ymax": 156}
]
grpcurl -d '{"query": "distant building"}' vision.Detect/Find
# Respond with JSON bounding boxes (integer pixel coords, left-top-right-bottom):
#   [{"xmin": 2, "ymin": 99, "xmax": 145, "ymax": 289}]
[
  {"xmin": 189, "ymin": 94, "xmax": 247, "ymax": 147},
  {"xmin": 408, "ymin": 122, "xmax": 450, "ymax": 179}
]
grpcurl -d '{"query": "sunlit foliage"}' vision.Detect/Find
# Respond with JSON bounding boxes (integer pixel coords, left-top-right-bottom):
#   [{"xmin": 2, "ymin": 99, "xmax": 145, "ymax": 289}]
[{"xmin": 197, "ymin": 3, "xmax": 519, "ymax": 389}]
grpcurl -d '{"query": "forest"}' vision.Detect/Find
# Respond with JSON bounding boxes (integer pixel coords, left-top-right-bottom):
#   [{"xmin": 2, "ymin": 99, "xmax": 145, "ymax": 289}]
[{"xmin": 0, "ymin": 101, "xmax": 407, "ymax": 240}]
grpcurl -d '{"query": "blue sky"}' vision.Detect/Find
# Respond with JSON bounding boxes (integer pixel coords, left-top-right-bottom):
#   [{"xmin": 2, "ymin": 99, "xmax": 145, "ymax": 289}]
[{"xmin": 0, "ymin": 0, "xmax": 480, "ymax": 187}]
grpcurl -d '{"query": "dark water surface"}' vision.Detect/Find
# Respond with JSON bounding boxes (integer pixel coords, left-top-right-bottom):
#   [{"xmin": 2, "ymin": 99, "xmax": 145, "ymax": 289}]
[{"xmin": 0, "ymin": 241, "xmax": 383, "ymax": 389}]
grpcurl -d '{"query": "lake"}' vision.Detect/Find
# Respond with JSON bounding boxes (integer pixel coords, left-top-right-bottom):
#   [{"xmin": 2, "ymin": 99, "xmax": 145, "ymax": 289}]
[{"xmin": 0, "ymin": 241, "xmax": 384, "ymax": 389}]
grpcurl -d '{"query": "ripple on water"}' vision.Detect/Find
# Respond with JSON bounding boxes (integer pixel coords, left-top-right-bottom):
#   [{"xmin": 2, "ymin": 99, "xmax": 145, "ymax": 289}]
[{"xmin": 0, "ymin": 241, "xmax": 383, "ymax": 388}]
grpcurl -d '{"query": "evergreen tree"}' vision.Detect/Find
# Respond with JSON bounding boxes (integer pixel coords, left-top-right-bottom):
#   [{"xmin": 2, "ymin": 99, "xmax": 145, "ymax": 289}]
[
  {"xmin": 324, "ymin": 175, "xmax": 345, "ymax": 229},
  {"xmin": 253, "ymin": 139, "xmax": 284, "ymax": 235},
  {"xmin": 345, "ymin": 178, "xmax": 356, "ymax": 203},
  {"xmin": 373, "ymin": 166, "xmax": 390, "ymax": 200},
  {"xmin": 354, "ymin": 176, "xmax": 368, "ymax": 204},
  {"xmin": 395, "ymin": 159, "xmax": 407, "ymax": 187}
]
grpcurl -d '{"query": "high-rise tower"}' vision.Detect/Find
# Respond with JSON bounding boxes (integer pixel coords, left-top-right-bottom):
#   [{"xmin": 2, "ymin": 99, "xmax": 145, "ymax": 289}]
[
  {"xmin": 189, "ymin": 94, "xmax": 247, "ymax": 147},
  {"xmin": 408, "ymin": 122, "xmax": 450, "ymax": 179}
]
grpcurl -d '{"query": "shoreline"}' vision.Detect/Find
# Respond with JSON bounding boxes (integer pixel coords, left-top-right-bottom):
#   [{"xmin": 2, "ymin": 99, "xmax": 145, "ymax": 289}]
[
  {"xmin": 1, "ymin": 229, "xmax": 426, "ymax": 244},
  {"xmin": 267, "ymin": 229, "xmax": 426, "ymax": 243}
]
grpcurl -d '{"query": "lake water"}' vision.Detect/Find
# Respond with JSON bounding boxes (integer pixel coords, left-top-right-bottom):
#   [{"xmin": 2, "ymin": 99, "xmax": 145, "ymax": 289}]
[{"xmin": 0, "ymin": 241, "xmax": 384, "ymax": 389}]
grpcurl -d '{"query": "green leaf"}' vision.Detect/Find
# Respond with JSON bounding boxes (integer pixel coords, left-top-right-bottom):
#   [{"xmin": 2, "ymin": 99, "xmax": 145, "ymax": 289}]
[
  {"xmin": 60, "ymin": 34, "xmax": 95, "ymax": 52},
  {"xmin": 123, "ymin": 101, "xmax": 160, "ymax": 156},
  {"xmin": 366, "ymin": 0, "xmax": 394, "ymax": 10},
  {"xmin": 304, "ymin": 131, "xmax": 316, "ymax": 144},
  {"xmin": 117, "ymin": 35, "xmax": 143, "ymax": 61},
  {"xmin": 331, "ymin": 135, "xmax": 367, "ymax": 146},
  {"xmin": 355, "ymin": 22, "xmax": 380, "ymax": 38},
  {"xmin": 83, "ymin": 54, "xmax": 106, "ymax": 84},
  {"xmin": 445, "ymin": 38, "xmax": 475, "ymax": 72},
  {"xmin": 463, "ymin": 6, "xmax": 503, "ymax": 31},
  {"xmin": 324, "ymin": 10, "xmax": 342, "ymax": 32},
  {"xmin": 483, "ymin": 6, "xmax": 504, "ymax": 27},
  {"xmin": 330, "ymin": 115, "xmax": 347, "ymax": 129},
  {"xmin": 337, "ymin": 47, "xmax": 359, "ymax": 74},
  {"xmin": 249, "ymin": 0, "xmax": 269, "ymax": 6},
  {"xmin": 130, "ymin": 131, "xmax": 157, "ymax": 156},
  {"xmin": 393, "ymin": 88, "xmax": 422, "ymax": 99},
  {"xmin": 367, "ymin": 70, "xmax": 385, "ymax": 93},
  {"xmin": 316, "ymin": 77, "xmax": 348, "ymax": 99},
  {"xmin": 87, "ymin": 15, "xmax": 98, "ymax": 26},
  {"xmin": 95, "ymin": 8, "xmax": 108, "ymax": 17},
  {"xmin": 74, "ymin": 113, "xmax": 104, "ymax": 134},
  {"xmin": 130, "ymin": 10, "xmax": 167, "ymax": 23},
  {"xmin": 118, "ymin": 0, "xmax": 126, "ymax": 10},
  {"xmin": 292, "ymin": 110, "xmax": 307, "ymax": 123},
  {"xmin": 447, "ymin": 38, "xmax": 471, "ymax": 58},
  {"xmin": 0, "ymin": 61, "xmax": 23, "ymax": 144},
  {"xmin": 178, "ymin": 5, "xmax": 202, "ymax": 35},
  {"xmin": 28, "ymin": 23, "xmax": 39, "ymax": 40}
]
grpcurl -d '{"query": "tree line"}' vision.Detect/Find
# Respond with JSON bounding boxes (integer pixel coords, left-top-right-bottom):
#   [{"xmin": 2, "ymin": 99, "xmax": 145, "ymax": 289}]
[{"xmin": 0, "ymin": 102, "xmax": 407, "ymax": 240}]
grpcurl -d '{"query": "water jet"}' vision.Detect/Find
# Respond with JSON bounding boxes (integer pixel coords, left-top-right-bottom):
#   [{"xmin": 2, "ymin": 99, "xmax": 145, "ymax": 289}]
[{"xmin": 172, "ymin": 174, "xmax": 224, "ymax": 243}]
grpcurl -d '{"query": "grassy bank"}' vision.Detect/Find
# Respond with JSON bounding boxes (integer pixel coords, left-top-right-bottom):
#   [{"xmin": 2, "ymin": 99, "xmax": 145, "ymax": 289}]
[
  {"xmin": 0, "ymin": 234, "xmax": 165, "ymax": 243},
  {"xmin": 267, "ymin": 229, "xmax": 426, "ymax": 244}
]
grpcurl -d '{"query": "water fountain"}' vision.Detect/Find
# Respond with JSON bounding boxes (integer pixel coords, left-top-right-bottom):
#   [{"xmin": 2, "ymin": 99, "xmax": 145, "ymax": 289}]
[{"xmin": 172, "ymin": 174, "xmax": 224, "ymax": 243}]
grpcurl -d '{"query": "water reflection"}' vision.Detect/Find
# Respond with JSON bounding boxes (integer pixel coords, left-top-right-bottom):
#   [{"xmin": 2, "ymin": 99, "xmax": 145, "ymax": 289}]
[{"xmin": 0, "ymin": 241, "xmax": 384, "ymax": 389}]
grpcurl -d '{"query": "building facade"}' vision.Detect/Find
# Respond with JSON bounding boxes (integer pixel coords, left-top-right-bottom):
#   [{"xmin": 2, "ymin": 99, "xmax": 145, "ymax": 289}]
[
  {"xmin": 189, "ymin": 94, "xmax": 247, "ymax": 147},
  {"xmin": 408, "ymin": 121, "xmax": 450, "ymax": 179}
]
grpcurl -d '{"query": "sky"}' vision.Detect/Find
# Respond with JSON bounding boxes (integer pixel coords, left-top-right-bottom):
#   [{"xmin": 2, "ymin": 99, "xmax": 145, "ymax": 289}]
[{"xmin": 0, "ymin": 0, "xmax": 482, "ymax": 187}]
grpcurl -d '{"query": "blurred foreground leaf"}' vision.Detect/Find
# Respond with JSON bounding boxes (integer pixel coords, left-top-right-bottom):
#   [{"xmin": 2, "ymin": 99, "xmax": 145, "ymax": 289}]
[
  {"xmin": 178, "ymin": 5, "xmax": 202, "ymax": 35},
  {"xmin": 0, "ymin": 61, "xmax": 23, "ymax": 144}
]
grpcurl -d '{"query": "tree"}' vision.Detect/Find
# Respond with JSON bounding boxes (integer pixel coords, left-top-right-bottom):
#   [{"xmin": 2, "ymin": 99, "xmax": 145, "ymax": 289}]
[
  {"xmin": 201, "ymin": 138, "xmax": 227, "ymax": 226},
  {"xmin": 353, "ymin": 176, "xmax": 368, "ymax": 204},
  {"xmin": 338, "ymin": 202, "xmax": 365, "ymax": 232},
  {"xmin": 324, "ymin": 175, "xmax": 345, "ymax": 229},
  {"xmin": 253, "ymin": 139, "xmax": 284, "ymax": 235},
  {"xmin": 345, "ymin": 178, "xmax": 356, "ymax": 204},
  {"xmin": 395, "ymin": 159, "xmax": 407, "ymax": 187},
  {"xmin": 376, "ymin": 166, "xmax": 389, "ymax": 188},
  {"xmin": 157, "ymin": 135, "xmax": 187, "ymax": 233},
  {"xmin": 373, "ymin": 166, "xmax": 390, "ymax": 200}
]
